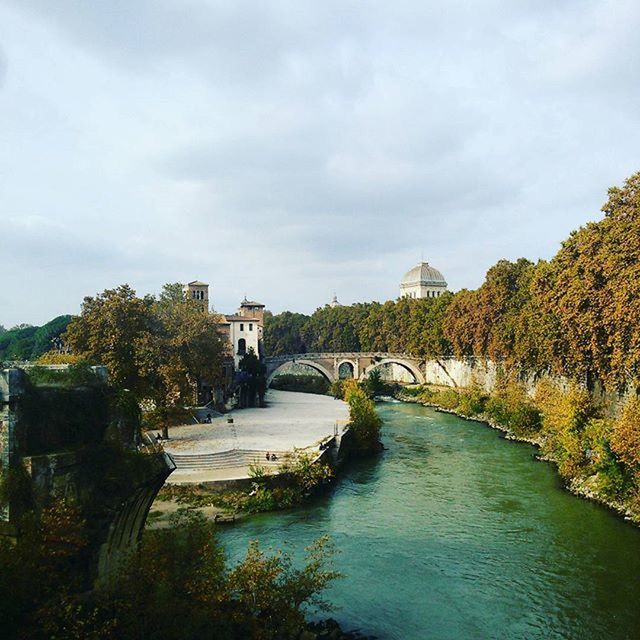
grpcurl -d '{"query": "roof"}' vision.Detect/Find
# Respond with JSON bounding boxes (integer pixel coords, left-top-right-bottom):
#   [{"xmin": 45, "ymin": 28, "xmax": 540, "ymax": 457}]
[
  {"xmin": 240, "ymin": 297, "xmax": 265, "ymax": 307},
  {"xmin": 187, "ymin": 280, "xmax": 208, "ymax": 286},
  {"xmin": 400, "ymin": 262, "xmax": 447, "ymax": 287},
  {"xmin": 224, "ymin": 315, "xmax": 260, "ymax": 322}
]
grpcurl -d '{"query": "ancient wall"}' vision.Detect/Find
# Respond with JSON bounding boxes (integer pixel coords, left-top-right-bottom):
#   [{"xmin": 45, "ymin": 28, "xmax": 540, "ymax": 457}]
[{"xmin": 422, "ymin": 357, "xmax": 630, "ymax": 416}]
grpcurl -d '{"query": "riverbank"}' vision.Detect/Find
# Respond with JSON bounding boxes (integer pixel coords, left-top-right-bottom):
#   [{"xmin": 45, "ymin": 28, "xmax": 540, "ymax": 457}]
[
  {"xmin": 163, "ymin": 390, "xmax": 349, "ymax": 483},
  {"xmin": 149, "ymin": 390, "xmax": 350, "ymax": 525},
  {"xmin": 393, "ymin": 390, "xmax": 640, "ymax": 526},
  {"xmin": 218, "ymin": 400, "xmax": 640, "ymax": 639}
]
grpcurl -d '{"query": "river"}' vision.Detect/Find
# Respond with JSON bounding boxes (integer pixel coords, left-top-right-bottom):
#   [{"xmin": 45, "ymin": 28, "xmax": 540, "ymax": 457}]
[{"xmin": 218, "ymin": 400, "xmax": 640, "ymax": 639}]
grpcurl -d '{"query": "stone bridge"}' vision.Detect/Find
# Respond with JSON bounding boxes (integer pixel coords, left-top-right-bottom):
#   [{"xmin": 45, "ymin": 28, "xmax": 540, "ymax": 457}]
[{"xmin": 264, "ymin": 352, "xmax": 426, "ymax": 385}]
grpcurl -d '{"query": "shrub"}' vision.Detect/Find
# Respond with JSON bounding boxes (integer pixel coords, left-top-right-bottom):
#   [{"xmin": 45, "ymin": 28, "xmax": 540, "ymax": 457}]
[
  {"xmin": 430, "ymin": 388, "xmax": 460, "ymax": 410},
  {"xmin": 456, "ymin": 383, "xmax": 489, "ymax": 417},
  {"xmin": 270, "ymin": 374, "xmax": 329, "ymax": 395},
  {"xmin": 583, "ymin": 417, "xmax": 632, "ymax": 498},
  {"xmin": 329, "ymin": 380, "xmax": 345, "ymax": 399},
  {"xmin": 344, "ymin": 383, "xmax": 382, "ymax": 452},
  {"xmin": 1, "ymin": 507, "xmax": 341, "ymax": 640},
  {"xmin": 535, "ymin": 380, "xmax": 598, "ymax": 479},
  {"xmin": 610, "ymin": 396, "xmax": 640, "ymax": 471}
]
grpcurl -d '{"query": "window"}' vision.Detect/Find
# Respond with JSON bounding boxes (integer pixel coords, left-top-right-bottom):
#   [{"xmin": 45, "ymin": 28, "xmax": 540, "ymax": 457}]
[
  {"xmin": 240, "ymin": 323, "xmax": 244, "ymax": 331},
  {"xmin": 238, "ymin": 338, "xmax": 246, "ymax": 355},
  {"xmin": 249, "ymin": 323, "xmax": 253, "ymax": 331}
]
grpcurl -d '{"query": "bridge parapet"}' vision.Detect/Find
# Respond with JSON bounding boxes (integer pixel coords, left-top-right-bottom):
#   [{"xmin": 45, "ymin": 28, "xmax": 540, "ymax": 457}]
[{"xmin": 264, "ymin": 352, "xmax": 426, "ymax": 384}]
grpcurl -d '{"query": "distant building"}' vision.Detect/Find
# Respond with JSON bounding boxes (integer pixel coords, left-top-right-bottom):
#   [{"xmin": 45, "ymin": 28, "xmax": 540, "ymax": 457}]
[
  {"xmin": 238, "ymin": 297, "xmax": 265, "ymax": 324},
  {"xmin": 220, "ymin": 298, "xmax": 265, "ymax": 369},
  {"xmin": 400, "ymin": 262, "xmax": 447, "ymax": 299},
  {"xmin": 183, "ymin": 280, "xmax": 209, "ymax": 309},
  {"xmin": 328, "ymin": 294, "xmax": 341, "ymax": 308}
]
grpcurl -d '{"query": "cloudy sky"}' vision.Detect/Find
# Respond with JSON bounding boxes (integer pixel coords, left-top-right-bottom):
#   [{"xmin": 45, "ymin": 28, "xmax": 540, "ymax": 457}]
[{"xmin": 1, "ymin": 1, "xmax": 639, "ymax": 327}]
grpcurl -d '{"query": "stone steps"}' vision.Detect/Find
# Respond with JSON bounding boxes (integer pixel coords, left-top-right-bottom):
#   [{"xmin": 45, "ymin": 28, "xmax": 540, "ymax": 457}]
[{"xmin": 170, "ymin": 449, "xmax": 289, "ymax": 471}]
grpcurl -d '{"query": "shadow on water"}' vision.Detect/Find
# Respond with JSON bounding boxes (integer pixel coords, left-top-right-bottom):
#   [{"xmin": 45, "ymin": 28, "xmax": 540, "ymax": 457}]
[{"xmin": 219, "ymin": 402, "xmax": 640, "ymax": 640}]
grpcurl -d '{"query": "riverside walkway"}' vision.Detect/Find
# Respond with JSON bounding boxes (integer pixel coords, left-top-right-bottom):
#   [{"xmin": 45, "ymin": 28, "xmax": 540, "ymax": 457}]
[{"xmin": 163, "ymin": 390, "xmax": 349, "ymax": 484}]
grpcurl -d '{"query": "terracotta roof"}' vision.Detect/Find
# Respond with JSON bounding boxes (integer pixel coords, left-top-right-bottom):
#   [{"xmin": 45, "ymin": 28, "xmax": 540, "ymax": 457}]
[
  {"xmin": 187, "ymin": 280, "xmax": 208, "ymax": 286},
  {"xmin": 224, "ymin": 315, "xmax": 259, "ymax": 322}
]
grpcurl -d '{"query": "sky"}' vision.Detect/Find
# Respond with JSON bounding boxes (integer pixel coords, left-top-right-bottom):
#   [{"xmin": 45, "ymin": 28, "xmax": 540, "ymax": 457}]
[{"xmin": 1, "ymin": 1, "xmax": 640, "ymax": 328}]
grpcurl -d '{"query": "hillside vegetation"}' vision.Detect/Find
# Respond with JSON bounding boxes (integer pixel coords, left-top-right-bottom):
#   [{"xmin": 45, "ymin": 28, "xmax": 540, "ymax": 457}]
[{"xmin": 0, "ymin": 316, "xmax": 72, "ymax": 362}]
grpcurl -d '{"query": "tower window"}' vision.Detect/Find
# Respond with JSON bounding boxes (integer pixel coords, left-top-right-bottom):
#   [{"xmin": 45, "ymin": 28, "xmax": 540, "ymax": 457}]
[
  {"xmin": 240, "ymin": 323, "xmax": 244, "ymax": 331},
  {"xmin": 249, "ymin": 323, "xmax": 253, "ymax": 331}
]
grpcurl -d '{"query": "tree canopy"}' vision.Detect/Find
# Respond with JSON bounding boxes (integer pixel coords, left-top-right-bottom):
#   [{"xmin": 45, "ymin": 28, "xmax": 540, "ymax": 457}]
[
  {"xmin": 63, "ymin": 284, "xmax": 226, "ymax": 414},
  {"xmin": 0, "ymin": 315, "xmax": 73, "ymax": 362},
  {"xmin": 264, "ymin": 171, "xmax": 640, "ymax": 391}
]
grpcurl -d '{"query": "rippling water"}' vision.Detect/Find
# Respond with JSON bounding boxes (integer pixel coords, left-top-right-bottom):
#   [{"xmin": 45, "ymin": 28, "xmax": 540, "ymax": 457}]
[{"xmin": 218, "ymin": 402, "xmax": 640, "ymax": 639}]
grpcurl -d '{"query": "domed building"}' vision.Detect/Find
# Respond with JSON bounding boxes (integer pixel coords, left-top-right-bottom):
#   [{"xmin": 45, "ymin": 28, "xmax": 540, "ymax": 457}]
[{"xmin": 400, "ymin": 262, "xmax": 447, "ymax": 299}]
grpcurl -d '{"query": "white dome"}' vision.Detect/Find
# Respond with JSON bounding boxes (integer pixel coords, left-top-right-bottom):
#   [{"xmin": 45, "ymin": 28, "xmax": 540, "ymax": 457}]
[{"xmin": 401, "ymin": 262, "xmax": 447, "ymax": 287}]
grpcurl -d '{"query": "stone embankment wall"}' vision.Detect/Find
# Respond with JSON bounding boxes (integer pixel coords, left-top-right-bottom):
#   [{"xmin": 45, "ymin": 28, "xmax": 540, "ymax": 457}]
[{"xmin": 422, "ymin": 357, "xmax": 630, "ymax": 416}]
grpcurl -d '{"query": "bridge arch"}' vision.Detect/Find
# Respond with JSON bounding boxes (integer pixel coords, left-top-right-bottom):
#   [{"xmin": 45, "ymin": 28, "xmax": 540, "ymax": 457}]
[
  {"xmin": 360, "ymin": 358, "xmax": 425, "ymax": 385},
  {"xmin": 337, "ymin": 359, "xmax": 356, "ymax": 379},
  {"xmin": 266, "ymin": 359, "xmax": 335, "ymax": 386}
]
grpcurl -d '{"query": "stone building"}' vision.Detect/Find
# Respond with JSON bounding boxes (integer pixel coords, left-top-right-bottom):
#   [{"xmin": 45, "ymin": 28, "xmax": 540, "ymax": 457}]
[
  {"xmin": 400, "ymin": 262, "xmax": 448, "ymax": 299},
  {"xmin": 183, "ymin": 280, "xmax": 209, "ymax": 309},
  {"xmin": 222, "ymin": 298, "xmax": 265, "ymax": 368}
]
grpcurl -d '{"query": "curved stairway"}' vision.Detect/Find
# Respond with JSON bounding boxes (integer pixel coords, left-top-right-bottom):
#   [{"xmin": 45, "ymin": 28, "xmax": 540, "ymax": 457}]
[{"xmin": 169, "ymin": 449, "xmax": 289, "ymax": 472}]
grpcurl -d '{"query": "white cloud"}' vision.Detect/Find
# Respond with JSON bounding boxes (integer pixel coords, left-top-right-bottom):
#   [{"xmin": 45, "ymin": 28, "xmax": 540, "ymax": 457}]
[{"xmin": 0, "ymin": 0, "xmax": 639, "ymax": 325}]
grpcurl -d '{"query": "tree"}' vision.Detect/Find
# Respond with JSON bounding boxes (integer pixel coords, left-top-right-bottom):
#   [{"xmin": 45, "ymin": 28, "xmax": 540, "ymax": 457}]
[
  {"xmin": 64, "ymin": 284, "xmax": 226, "ymax": 438},
  {"xmin": 263, "ymin": 311, "xmax": 309, "ymax": 355},
  {"xmin": 343, "ymin": 381, "xmax": 382, "ymax": 453},
  {"xmin": 237, "ymin": 348, "xmax": 266, "ymax": 408},
  {"xmin": 137, "ymin": 284, "xmax": 225, "ymax": 437},
  {"xmin": 363, "ymin": 368, "xmax": 384, "ymax": 398},
  {"xmin": 64, "ymin": 285, "xmax": 156, "ymax": 394}
]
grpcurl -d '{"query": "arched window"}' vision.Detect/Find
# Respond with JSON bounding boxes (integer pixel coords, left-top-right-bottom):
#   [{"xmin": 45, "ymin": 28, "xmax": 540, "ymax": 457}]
[{"xmin": 238, "ymin": 338, "xmax": 246, "ymax": 355}]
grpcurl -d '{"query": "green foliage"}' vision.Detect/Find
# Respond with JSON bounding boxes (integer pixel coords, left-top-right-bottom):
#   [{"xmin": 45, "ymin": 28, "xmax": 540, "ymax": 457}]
[
  {"xmin": 485, "ymin": 378, "xmax": 541, "ymax": 436},
  {"xmin": 270, "ymin": 374, "xmax": 329, "ymax": 395},
  {"xmin": 362, "ymin": 368, "xmax": 384, "ymax": 398},
  {"xmin": 0, "ymin": 315, "xmax": 73, "ymax": 362},
  {"xmin": 534, "ymin": 380, "xmax": 598, "ymax": 478},
  {"xmin": 344, "ymin": 381, "xmax": 382, "ymax": 452},
  {"xmin": 63, "ymin": 283, "xmax": 226, "ymax": 434},
  {"xmin": 221, "ymin": 453, "xmax": 334, "ymax": 514},
  {"xmin": 26, "ymin": 362, "xmax": 102, "ymax": 387},
  {"xmin": 237, "ymin": 348, "xmax": 267, "ymax": 407},
  {"xmin": 456, "ymin": 383, "xmax": 489, "ymax": 417},
  {"xmin": 1, "ymin": 507, "xmax": 341, "ymax": 640},
  {"xmin": 263, "ymin": 295, "xmax": 454, "ymax": 360},
  {"xmin": 329, "ymin": 379, "xmax": 345, "ymax": 399},
  {"xmin": 263, "ymin": 311, "xmax": 310, "ymax": 355}
]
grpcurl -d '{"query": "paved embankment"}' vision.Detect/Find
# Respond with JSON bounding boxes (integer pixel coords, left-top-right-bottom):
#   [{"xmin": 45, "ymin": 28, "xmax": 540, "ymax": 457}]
[{"xmin": 162, "ymin": 390, "xmax": 349, "ymax": 483}]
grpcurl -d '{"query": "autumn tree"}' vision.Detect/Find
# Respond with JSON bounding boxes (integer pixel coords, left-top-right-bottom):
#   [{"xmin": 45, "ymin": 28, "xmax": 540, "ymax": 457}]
[
  {"xmin": 532, "ymin": 172, "xmax": 640, "ymax": 388},
  {"xmin": 64, "ymin": 285, "xmax": 155, "ymax": 394},
  {"xmin": 64, "ymin": 283, "xmax": 226, "ymax": 437}
]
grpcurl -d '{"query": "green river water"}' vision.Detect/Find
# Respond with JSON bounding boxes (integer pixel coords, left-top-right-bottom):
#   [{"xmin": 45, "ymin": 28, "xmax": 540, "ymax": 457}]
[{"xmin": 218, "ymin": 401, "xmax": 640, "ymax": 639}]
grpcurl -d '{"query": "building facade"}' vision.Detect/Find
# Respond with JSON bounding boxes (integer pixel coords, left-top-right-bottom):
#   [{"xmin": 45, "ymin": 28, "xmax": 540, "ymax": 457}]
[
  {"xmin": 222, "ymin": 297, "xmax": 265, "ymax": 367},
  {"xmin": 399, "ymin": 262, "xmax": 448, "ymax": 299},
  {"xmin": 183, "ymin": 280, "xmax": 209, "ymax": 309}
]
